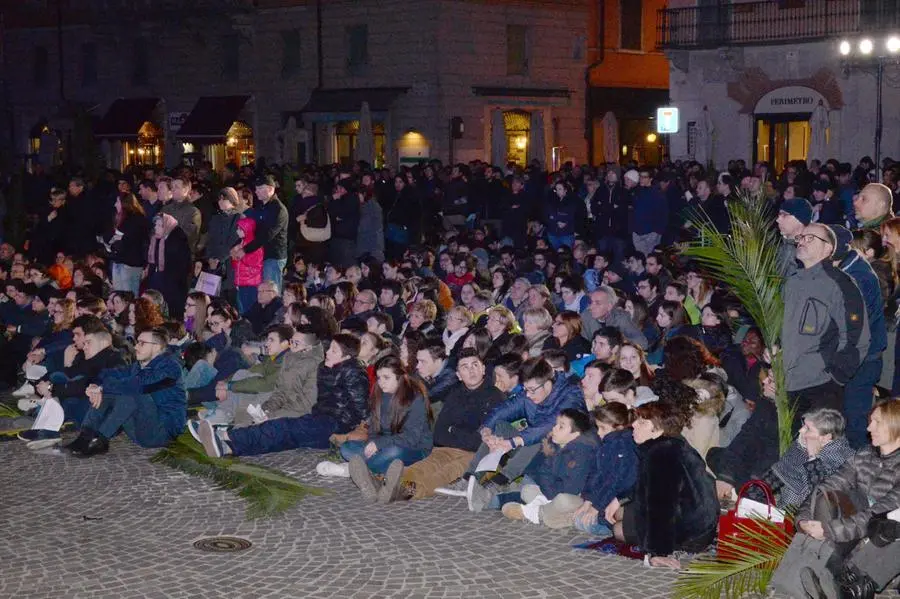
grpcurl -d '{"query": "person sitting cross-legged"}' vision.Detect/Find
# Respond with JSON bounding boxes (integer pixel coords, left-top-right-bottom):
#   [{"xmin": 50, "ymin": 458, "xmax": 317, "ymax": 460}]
[
  {"xmin": 193, "ymin": 333, "xmax": 370, "ymax": 458},
  {"xmin": 377, "ymin": 348, "xmax": 504, "ymax": 502},
  {"xmin": 499, "ymin": 408, "xmax": 597, "ymax": 526},
  {"xmin": 65, "ymin": 327, "xmax": 186, "ymax": 457},
  {"xmin": 338, "ymin": 356, "xmax": 434, "ymax": 502},
  {"xmin": 466, "ymin": 356, "xmax": 586, "ymax": 512}
]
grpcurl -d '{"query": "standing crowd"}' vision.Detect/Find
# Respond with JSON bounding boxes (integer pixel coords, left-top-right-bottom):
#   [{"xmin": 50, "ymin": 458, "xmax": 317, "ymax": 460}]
[{"xmin": 2, "ymin": 154, "xmax": 899, "ymax": 593}]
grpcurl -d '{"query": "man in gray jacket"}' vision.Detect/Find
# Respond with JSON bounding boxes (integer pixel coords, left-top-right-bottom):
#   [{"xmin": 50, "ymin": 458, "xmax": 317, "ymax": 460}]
[
  {"xmin": 782, "ymin": 223, "xmax": 869, "ymax": 431},
  {"xmin": 580, "ymin": 286, "xmax": 648, "ymax": 349},
  {"xmin": 259, "ymin": 329, "xmax": 323, "ymax": 419},
  {"xmin": 160, "ymin": 176, "xmax": 202, "ymax": 253}
]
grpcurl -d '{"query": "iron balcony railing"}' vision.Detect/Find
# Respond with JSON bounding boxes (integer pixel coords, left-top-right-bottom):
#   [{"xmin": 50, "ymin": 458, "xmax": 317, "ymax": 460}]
[{"xmin": 657, "ymin": 0, "xmax": 900, "ymax": 49}]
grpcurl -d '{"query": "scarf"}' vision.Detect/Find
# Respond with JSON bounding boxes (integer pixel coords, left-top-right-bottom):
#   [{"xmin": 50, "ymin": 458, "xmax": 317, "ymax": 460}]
[
  {"xmin": 148, "ymin": 214, "xmax": 179, "ymax": 272},
  {"xmin": 442, "ymin": 327, "xmax": 468, "ymax": 355},
  {"xmin": 772, "ymin": 437, "xmax": 854, "ymax": 508}
]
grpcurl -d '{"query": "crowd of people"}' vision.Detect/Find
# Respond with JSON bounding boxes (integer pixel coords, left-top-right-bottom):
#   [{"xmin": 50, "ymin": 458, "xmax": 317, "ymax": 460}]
[{"xmin": 2, "ymin": 153, "xmax": 899, "ymax": 594}]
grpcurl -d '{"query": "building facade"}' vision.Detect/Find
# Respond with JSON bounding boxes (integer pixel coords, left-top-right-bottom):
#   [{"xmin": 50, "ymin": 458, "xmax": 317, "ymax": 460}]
[
  {"xmin": 659, "ymin": 0, "xmax": 900, "ymax": 172},
  {"xmin": 1, "ymin": 0, "xmax": 591, "ymax": 172}
]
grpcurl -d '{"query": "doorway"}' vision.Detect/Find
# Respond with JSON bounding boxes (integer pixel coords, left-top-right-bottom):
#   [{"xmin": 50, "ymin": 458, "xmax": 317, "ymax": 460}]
[{"xmin": 754, "ymin": 113, "xmax": 810, "ymax": 173}]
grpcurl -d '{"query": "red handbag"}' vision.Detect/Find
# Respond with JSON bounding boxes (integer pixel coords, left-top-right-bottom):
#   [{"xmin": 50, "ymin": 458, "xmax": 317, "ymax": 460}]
[{"xmin": 717, "ymin": 479, "xmax": 795, "ymax": 561}]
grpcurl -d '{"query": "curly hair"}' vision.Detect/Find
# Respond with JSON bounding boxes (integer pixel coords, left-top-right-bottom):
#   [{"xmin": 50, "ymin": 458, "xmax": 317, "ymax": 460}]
[
  {"xmin": 133, "ymin": 296, "xmax": 165, "ymax": 335},
  {"xmin": 651, "ymin": 370, "xmax": 699, "ymax": 425},
  {"xmin": 661, "ymin": 335, "xmax": 720, "ymax": 381}
]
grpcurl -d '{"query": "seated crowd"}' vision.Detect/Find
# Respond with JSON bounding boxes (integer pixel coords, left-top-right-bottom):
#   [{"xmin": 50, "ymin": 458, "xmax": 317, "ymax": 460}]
[{"xmin": 2, "ymin": 155, "xmax": 899, "ymax": 589}]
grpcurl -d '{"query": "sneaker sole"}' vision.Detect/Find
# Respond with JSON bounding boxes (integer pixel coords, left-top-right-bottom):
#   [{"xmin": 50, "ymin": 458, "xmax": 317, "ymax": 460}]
[
  {"xmin": 348, "ymin": 456, "xmax": 379, "ymax": 503},
  {"xmin": 378, "ymin": 460, "xmax": 404, "ymax": 504},
  {"xmin": 187, "ymin": 420, "xmax": 202, "ymax": 444},
  {"xmin": 466, "ymin": 476, "xmax": 477, "ymax": 511},
  {"xmin": 434, "ymin": 488, "xmax": 468, "ymax": 497},
  {"xmin": 26, "ymin": 437, "xmax": 62, "ymax": 450},
  {"xmin": 501, "ymin": 503, "xmax": 525, "ymax": 521},
  {"xmin": 198, "ymin": 422, "xmax": 222, "ymax": 458}
]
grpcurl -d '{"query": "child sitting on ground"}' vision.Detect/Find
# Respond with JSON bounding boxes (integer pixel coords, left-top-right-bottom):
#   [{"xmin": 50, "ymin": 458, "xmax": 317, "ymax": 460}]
[{"xmin": 500, "ymin": 408, "xmax": 596, "ymax": 525}]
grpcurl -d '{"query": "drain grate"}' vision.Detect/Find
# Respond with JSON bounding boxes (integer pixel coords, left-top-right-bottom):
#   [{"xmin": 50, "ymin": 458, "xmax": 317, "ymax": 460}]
[{"xmin": 193, "ymin": 536, "xmax": 253, "ymax": 553}]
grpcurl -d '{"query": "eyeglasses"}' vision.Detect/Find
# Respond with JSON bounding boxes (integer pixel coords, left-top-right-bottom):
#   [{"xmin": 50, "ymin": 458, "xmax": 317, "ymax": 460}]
[
  {"xmin": 136, "ymin": 339, "xmax": 162, "ymax": 347},
  {"xmin": 794, "ymin": 233, "xmax": 832, "ymax": 245},
  {"xmin": 354, "ymin": 298, "xmax": 374, "ymax": 305},
  {"xmin": 523, "ymin": 381, "xmax": 547, "ymax": 395}
]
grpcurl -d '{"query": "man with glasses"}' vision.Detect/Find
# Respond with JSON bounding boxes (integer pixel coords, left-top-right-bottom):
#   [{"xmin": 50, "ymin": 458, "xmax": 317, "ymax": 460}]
[
  {"xmin": 775, "ymin": 197, "xmax": 812, "ymax": 277},
  {"xmin": 783, "ymin": 223, "xmax": 869, "ymax": 432},
  {"xmin": 65, "ymin": 327, "xmax": 185, "ymax": 457},
  {"xmin": 244, "ymin": 281, "xmax": 283, "ymax": 336},
  {"xmin": 341, "ymin": 289, "xmax": 378, "ymax": 331},
  {"xmin": 465, "ymin": 357, "xmax": 586, "ymax": 513}
]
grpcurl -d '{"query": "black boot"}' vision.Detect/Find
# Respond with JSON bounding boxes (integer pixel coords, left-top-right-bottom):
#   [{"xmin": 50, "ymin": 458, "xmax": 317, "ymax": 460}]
[
  {"xmin": 76, "ymin": 433, "xmax": 109, "ymax": 458},
  {"xmin": 837, "ymin": 565, "xmax": 877, "ymax": 599},
  {"xmin": 64, "ymin": 429, "xmax": 96, "ymax": 455}
]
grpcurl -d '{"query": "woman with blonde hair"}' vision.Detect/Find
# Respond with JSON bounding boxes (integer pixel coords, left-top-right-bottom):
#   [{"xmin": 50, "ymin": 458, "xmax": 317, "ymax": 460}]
[
  {"xmin": 522, "ymin": 307, "xmax": 554, "ymax": 358},
  {"xmin": 443, "ymin": 305, "xmax": 473, "ymax": 356}
]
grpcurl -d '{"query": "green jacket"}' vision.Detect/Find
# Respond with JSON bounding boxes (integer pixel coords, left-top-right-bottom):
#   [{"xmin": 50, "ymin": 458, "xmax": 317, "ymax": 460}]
[
  {"xmin": 262, "ymin": 343, "xmax": 324, "ymax": 416},
  {"xmin": 229, "ymin": 350, "xmax": 289, "ymax": 394}
]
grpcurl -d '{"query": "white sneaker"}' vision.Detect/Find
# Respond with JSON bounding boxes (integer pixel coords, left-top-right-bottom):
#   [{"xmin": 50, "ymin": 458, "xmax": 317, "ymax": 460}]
[
  {"xmin": 435, "ymin": 477, "xmax": 470, "ymax": 497},
  {"xmin": 17, "ymin": 397, "xmax": 40, "ymax": 412},
  {"xmin": 316, "ymin": 461, "xmax": 350, "ymax": 477},
  {"xmin": 12, "ymin": 383, "xmax": 35, "ymax": 398}
]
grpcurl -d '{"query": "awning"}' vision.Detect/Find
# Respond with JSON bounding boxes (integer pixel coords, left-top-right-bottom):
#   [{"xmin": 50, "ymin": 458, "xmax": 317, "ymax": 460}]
[
  {"xmin": 94, "ymin": 98, "xmax": 161, "ymax": 138},
  {"xmin": 589, "ymin": 87, "xmax": 669, "ymax": 120},
  {"xmin": 472, "ymin": 86, "xmax": 571, "ymax": 99},
  {"xmin": 177, "ymin": 96, "xmax": 252, "ymax": 142},
  {"xmin": 300, "ymin": 87, "xmax": 409, "ymax": 120}
]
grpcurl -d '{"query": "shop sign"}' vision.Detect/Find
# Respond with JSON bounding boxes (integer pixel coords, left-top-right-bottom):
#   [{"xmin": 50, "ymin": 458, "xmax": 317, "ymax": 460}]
[
  {"xmin": 755, "ymin": 86, "xmax": 827, "ymax": 114},
  {"xmin": 168, "ymin": 112, "xmax": 189, "ymax": 133},
  {"xmin": 656, "ymin": 107, "xmax": 679, "ymax": 134}
]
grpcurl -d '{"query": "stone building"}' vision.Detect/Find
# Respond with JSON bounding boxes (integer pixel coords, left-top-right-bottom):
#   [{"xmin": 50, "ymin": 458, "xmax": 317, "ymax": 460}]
[
  {"xmin": 1, "ymin": 0, "xmax": 601, "ymax": 172},
  {"xmin": 659, "ymin": 0, "xmax": 900, "ymax": 172}
]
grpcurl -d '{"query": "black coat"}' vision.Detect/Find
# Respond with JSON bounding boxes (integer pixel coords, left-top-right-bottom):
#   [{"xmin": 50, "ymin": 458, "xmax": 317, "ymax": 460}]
[
  {"xmin": 628, "ymin": 435, "xmax": 719, "ymax": 556},
  {"xmin": 328, "ymin": 194, "xmax": 361, "ymax": 241},
  {"xmin": 311, "ymin": 359, "xmax": 370, "ymax": 432},
  {"xmin": 54, "ymin": 346, "xmax": 127, "ymax": 400},
  {"xmin": 109, "ymin": 212, "xmax": 150, "ymax": 268},
  {"xmin": 29, "ymin": 206, "xmax": 68, "ymax": 266},
  {"xmin": 146, "ymin": 227, "xmax": 192, "ymax": 320},
  {"xmin": 432, "ymin": 378, "xmax": 503, "ymax": 452},
  {"xmin": 591, "ymin": 184, "xmax": 630, "ymax": 239},
  {"xmin": 245, "ymin": 297, "xmax": 284, "ymax": 337},
  {"xmin": 501, "ymin": 190, "xmax": 530, "ymax": 248},
  {"xmin": 244, "ymin": 198, "xmax": 288, "ymax": 260}
]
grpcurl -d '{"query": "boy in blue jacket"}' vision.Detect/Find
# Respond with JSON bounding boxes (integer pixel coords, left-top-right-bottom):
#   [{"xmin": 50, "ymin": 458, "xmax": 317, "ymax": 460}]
[
  {"xmin": 500, "ymin": 408, "xmax": 596, "ymax": 525},
  {"xmin": 466, "ymin": 357, "xmax": 585, "ymax": 512}
]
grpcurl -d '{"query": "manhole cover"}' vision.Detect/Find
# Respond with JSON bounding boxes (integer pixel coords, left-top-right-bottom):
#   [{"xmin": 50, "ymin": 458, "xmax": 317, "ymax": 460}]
[{"xmin": 193, "ymin": 536, "xmax": 252, "ymax": 553}]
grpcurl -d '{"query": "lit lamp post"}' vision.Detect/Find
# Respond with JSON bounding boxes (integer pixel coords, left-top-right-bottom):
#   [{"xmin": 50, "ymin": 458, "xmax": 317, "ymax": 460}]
[{"xmin": 839, "ymin": 36, "xmax": 900, "ymax": 179}]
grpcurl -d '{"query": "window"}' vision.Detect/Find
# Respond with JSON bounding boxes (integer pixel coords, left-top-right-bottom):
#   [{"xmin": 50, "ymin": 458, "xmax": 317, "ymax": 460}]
[
  {"xmin": 81, "ymin": 42, "xmax": 98, "ymax": 86},
  {"xmin": 33, "ymin": 47, "xmax": 49, "ymax": 87},
  {"xmin": 346, "ymin": 24, "xmax": 369, "ymax": 73},
  {"xmin": 281, "ymin": 29, "xmax": 302, "ymax": 78},
  {"xmin": 132, "ymin": 40, "xmax": 149, "ymax": 84},
  {"xmin": 507, "ymin": 24, "xmax": 529, "ymax": 75},
  {"xmin": 620, "ymin": 0, "xmax": 642, "ymax": 51},
  {"xmin": 223, "ymin": 34, "xmax": 240, "ymax": 77}
]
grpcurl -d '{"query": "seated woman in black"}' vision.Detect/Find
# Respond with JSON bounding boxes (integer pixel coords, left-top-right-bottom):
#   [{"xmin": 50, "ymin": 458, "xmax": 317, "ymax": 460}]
[{"xmin": 604, "ymin": 400, "xmax": 719, "ymax": 569}]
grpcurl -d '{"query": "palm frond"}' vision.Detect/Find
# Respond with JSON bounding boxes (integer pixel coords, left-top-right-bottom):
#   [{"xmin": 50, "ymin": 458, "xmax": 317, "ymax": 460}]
[
  {"xmin": 0, "ymin": 402, "xmax": 23, "ymax": 419},
  {"xmin": 673, "ymin": 519, "xmax": 792, "ymax": 599},
  {"xmin": 151, "ymin": 432, "xmax": 330, "ymax": 519},
  {"xmin": 681, "ymin": 188, "xmax": 793, "ymax": 453}
]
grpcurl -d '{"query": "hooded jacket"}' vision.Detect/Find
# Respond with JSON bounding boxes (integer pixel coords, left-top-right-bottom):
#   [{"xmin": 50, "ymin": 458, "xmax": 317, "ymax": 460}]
[
  {"xmin": 228, "ymin": 349, "xmax": 289, "ymax": 394},
  {"xmin": 582, "ymin": 429, "xmax": 638, "ymax": 511},
  {"xmin": 782, "ymin": 260, "xmax": 869, "ymax": 391},
  {"xmin": 837, "ymin": 250, "xmax": 887, "ymax": 361},
  {"xmin": 311, "ymin": 358, "xmax": 370, "ymax": 432},
  {"xmin": 233, "ymin": 217, "xmax": 264, "ymax": 287},
  {"xmin": 261, "ymin": 343, "xmax": 323, "ymax": 416},
  {"xmin": 482, "ymin": 373, "xmax": 586, "ymax": 446},
  {"xmin": 525, "ymin": 432, "xmax": 598, "ymax": 499}
]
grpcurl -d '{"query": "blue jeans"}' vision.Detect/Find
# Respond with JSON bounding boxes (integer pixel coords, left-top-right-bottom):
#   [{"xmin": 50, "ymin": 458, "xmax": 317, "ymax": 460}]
[
  {"xmin": 574, "ymin": 514, "xmax": 612, "ymax": 537},
  {"xmin": 81, "ymin": 393, "xmax": 172, "ymax": 448},
  {"xmin": 60, "ymin": 396, "xmax": 90, "ymax": 427},
  {"xmin": 547, "ymin": 234, "xmax": 576, "ymax": 251},
  {"xmin": 594, "ymin": 236, "xmax": 627, "ymax": 263},
  {"xmin": 263, "ymin": 258, "xmax": 287, "ymax": 293},
  {"xmin": 339, "ymin": 440, "xmax": 429, "ymax": 474},
  {"xmin": 227, "ymin": 413, "xmax": 339, "ymax": 456},
  {"xmin": 112, "ymin": 263, "xmax": 143, "ymax": 295},
  {"xmin": 236, "ymin": 286, "xmax": 257, "ymax": 315},
  {"xmin": 844, "ymin": 357, "xmax": 882, "ymax": 449}
]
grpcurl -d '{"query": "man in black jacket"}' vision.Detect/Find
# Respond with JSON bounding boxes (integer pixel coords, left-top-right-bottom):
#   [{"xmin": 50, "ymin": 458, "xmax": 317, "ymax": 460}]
[
  {"xmin": 234, "ymin": 174, "xmax": 288, "ymax": 292},
  {"xmin": 380, "ymin": 348, "xmax": 503, "ymax": 501},
  {"xmin": 327, "ymin": 178, "xmax": 360, "ymax": 268},
  {"xmin": 591, "ymin": 170, "xmax": 629, "ymax": 262},
  {"xmin": 243, "ymin": 281, "xmax": 283, "ymax": 334},
  {"xmin": 195, "ymin": 333, "xmax": 369, "ymax": 457}
]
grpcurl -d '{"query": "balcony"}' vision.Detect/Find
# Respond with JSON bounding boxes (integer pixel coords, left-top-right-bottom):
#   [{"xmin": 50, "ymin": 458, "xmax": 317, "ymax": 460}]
[{"xmin": 657, "ymin": 1, "xmax": 900, "ymax": 50}]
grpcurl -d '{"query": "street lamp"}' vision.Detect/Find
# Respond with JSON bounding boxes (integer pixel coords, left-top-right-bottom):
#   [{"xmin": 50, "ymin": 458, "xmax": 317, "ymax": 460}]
[{"xmin": 839, "ymin": 36, "xmax": 900, "ymax": 179}]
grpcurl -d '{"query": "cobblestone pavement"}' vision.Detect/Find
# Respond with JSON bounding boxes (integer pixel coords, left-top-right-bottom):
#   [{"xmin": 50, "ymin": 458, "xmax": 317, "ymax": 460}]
[{"xmin": 0, "ymin": 437, "xmax": 684, "ymax": 599}]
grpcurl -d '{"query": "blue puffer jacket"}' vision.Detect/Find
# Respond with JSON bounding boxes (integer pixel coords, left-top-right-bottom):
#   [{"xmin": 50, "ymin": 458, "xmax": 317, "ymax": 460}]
[
  {"xmin": 582, "ymin": 429, "xmax": 638, "ymax": 510},
  {"xmin": 100, "ymin": 351, "xmax": 186, "ymax": 442},
  {"xmin": 482, "ymin": 373, "xmax": 586, "ymax": 446},
  {"xmin": 838, "ymin": 250, "xmax": 887, "ymax": 361},
  {"xmin": 525, "ymin": 432, "xmax": 597, "ymax": 499}
]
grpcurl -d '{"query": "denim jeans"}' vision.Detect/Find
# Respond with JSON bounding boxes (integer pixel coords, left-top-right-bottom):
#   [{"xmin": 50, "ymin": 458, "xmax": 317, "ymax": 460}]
[
  {"xmin": 61, "ymin": 396, "xmax": 90, "ymax": 427},
  {"xmin": 227, "ymin": 413, "xmax": 339, "ymax": 456},
  {"xmin": 80, "ymin": 393, "xmax": 172, "ymax": 448},
  {"xmin": 263, "ymin": 258, "xmax": 287, "ymax": 293},
  {"xmin": 112, "ymin": 263, "xmax": 144, "ymax": 295},
  {"xmin": 339, "ymin": 440, "xmax": 429, "ymax": 474},
  {"xmin": 573, "ymin": 515, "xmax": 612, "ymax": 537},
  {"xmin": 844, "ymin": 358, "xmax": 882, "ymax": 449},
  {"xmin": 236, "ymin": 286, "xmax": 257, "ymax": 316}
]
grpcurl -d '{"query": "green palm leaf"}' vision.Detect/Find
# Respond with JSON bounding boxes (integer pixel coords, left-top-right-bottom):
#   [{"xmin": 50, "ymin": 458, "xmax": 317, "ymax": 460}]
[
  {"xmin": 673, "ymin": 518, "xmax": 793, "ymax": 599},
  {"xmin": 682, "ymin": 188, "xmax": 794, "ymax": 453},
  {"xmin": 151, "ymin": 432, "xmax": 330, "ymax": 519},
  {"xmin": 0, "ymin": 402, "xmax": 22, "ymax": 419}
]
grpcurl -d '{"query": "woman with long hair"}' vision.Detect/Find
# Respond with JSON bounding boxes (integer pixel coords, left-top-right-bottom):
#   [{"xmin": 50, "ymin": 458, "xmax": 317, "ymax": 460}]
[
  {"xmin": 331, "ymin": 281, "xmax": 358, "ymax": 322},
  {"xmin": 647, "ymin": 300, "xmax": 689, "ymax": 365},
  {"xmin": 184, "ymin": 291, "xmax": 210, "ymax": 341},
  {"xmin": 683, "ymin": 303, "xmax": 732, "ymax": 356},
  {"xmin": 130, "ymin": 296, "xmax": 165, "ymax": 337},
  {"xmin": 399, "ymin": 330, "xmax": 427, "ymax": 373},
  {"xmin": 146, "ymin": 213, "xmax": 192, "ymax": 320},
  {"xmin": 107, "ymin": 192, "xmax": 149, "ymax": 295},
  {"xmin": 617, "ymin": 341, "xmax": 656, "ymax": 387},
  {"xmin": 299, "ymin": 305, "xmax": 339, "ymax": 342},
  {"xmin": 547, "ymin": 310, "xmax": 591, "ymax": 362},
  {"xmin": 490, "ymin": 267, "xmax": 514, "ymax": 305},
  {"xmin": 326, "ymin": 356, "xmax": 433, "ymax": 487},
  {"xmin": 685, "ymin": 265, "xmax": 714, "ymax": 308}
]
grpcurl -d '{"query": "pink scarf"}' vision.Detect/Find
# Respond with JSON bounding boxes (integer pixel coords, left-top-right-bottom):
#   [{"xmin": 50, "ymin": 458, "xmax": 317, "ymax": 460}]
[{"xmin": 148, "ymin": 214, "xmax": 179, "ymax": 272}]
